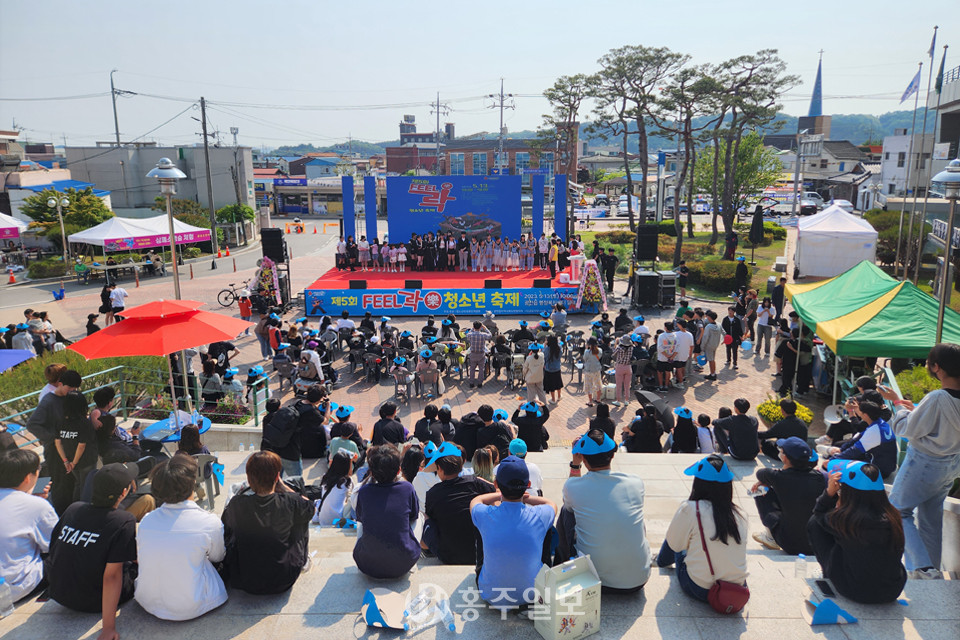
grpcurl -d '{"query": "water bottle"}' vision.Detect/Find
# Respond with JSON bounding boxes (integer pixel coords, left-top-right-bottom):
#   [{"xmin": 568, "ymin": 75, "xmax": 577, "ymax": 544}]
[
  {"xmin": 168, "ymin": 411, "xmax": 176, "ymax": 428},
  {"xmin": 0, "ymin": 576, "xmax": 15, "ymax": 618},
  {"xmin": 403, "ymin": 600, "xmax": 455, "ymax": 633},
  {"xmin": 192, "ymin": 409, "xmax": 200, "ymax": 425},
  {"xmin": 795, "ymin": 553, "xmax": 807, "ymax": 578},
  {"xmin": 250, "ymin": 442, "xmax": 256, "ymax": 453},
  {"xmin": 238, "ymin": 443, "xmax": 245, "ymax": 453},
  {"xmin": 438, "ymin": 599, "xmax": 456, "ymax": 632}
]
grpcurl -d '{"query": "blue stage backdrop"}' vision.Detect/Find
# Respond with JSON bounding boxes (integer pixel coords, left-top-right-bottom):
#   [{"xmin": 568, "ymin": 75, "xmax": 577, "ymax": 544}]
[{"xmin": 386, "ymin": 176, "xmax": 521, "ymax": 241}]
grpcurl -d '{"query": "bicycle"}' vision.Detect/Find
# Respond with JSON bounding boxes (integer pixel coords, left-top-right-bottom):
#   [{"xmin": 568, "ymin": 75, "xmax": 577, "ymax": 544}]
[{"xmin": 217, "ymin": 281, "xmax": 248, "ymax": 307}]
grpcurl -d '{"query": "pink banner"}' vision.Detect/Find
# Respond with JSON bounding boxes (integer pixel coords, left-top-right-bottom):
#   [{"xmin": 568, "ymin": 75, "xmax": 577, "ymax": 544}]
[
  {"xmin": 0, "ymin": 227, "xmax": 20, "ymax": 240},
  {"xmin": 104, "ymin": 230, "xmax": 211, "ymax": 252}
]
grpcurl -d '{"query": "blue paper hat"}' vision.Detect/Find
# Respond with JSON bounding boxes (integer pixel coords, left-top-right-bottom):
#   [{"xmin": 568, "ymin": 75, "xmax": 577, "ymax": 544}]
[
  {"xmin": 420, "ymin": 349, "xmax": 433, "ymax": 358},
  {"xmin": 633, "ymin": 315, "xmax": 645, "ymax": 322},
  {"xmin": 223, "ymin": 367, "xmax": 239, "ymax": 378},
  {"xmin": 0, "ymin": 327, "xmax": 8, "ymax": 334},
  {"xmin": 425, "ymin": 336, "xmax": 439, "ymax": 344},
  {"xmin": 16, "ymin": 323, "xmax": 29, "ymax": 330},
  {"xmin": 826, "ymin": 460, "xmax": 884, "ymax": 491},
  {"xmin": 381, "ymin": 316, "xmax": 391, "ymax": 322},
  {"xmin": 400, "ymin": 330, "xmax": 412, "ymax": 337},
  {"xmin": 696, "ymin": 354, "xmax": 708, "ymax": 366},
  {"xmin": 539, "ymin": 321, "xmax": 550, "ymax": 329},
  {"xmin": 736, "ymin": 255, "xmax": 746, "ymax": 262},
  {"xmin": 248, "ymin": 365, "xmax": 264, "ymax": 376},
  {"xmin": 335, "ymin": 404, "xmax": 355, "ymax": 419},
  {"xmin": 277, "ymin": 342, "xmax": 290, "ymax": 350},
  {"xmin": 393, "ymin": 356, "xmax": 405, "ymax": 366},
  {"xmin": 442, "ymin": 319, "xmax": 452, "ymax": 326},
  {"xmin": 426, "ymin": 441, "xmax": 461, "ymax": 466},
  {"xmin": 539, "ymin": 311, "xmax": 551, "ymax": 319},
  {"xmin": 269, "ymin": 313, "xmax": 281, "ymax": 320},
  {"xmin": 519, "ymin": 320, "xmax": 529, "ymax": 327},
  {"xmin": 591, "ymin": 320, "xmax": 602, "ymax": 327},
  {"xmin": 674, "ymin": 406, "xmax": 692, "ymax": 419},
  {"xmin": 573, "ymin": 432, "xmax": 618, "ymax": 455},
  {"xmin": 422, "ymin": 441, "xmax": 438, "ymax": 459},
  {"xmin": 809, "ymin": 597, "xmax": 858, "ymax": 626},
  {"xmin": 528, "ymin": 343, "xmax": 542, "ymax": 351},
  {"xmin": 296, "ymin": 317, "xmax": 307, "ymax": 323},
  {"xmin": 493, "ymin": 409, "xmax": 509, "ymax": 421},
  {"xmin": 520, "ymin": 402, "xmax": 542, "ymax": 416},
  {"xmin": 630, "ymin": 333, "xmax": 644, "ymax": 344},
  {"xmin": 684, "ymin": 457, "xmax": 735, "ymax": 483}
]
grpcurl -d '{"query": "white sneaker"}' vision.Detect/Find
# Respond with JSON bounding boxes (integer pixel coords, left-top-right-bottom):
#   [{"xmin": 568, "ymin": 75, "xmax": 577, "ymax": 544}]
[
  {"xmin": 752, "ymin": 530, "xmax": 781, "ymax": 551},
  {"xmin": 815, "ymin": 435, "xmax": 831, "ymax": 446},
  {"xmin": 908, "ymin": 567, "xmax": 943, "ymax": 580}
]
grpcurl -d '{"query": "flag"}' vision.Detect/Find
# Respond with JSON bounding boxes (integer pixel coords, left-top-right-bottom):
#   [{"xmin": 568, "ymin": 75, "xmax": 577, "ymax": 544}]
[
  {"xmin": 935, "ymin": 48, "xmax": 947, "ymax": 94},
  {"xmin": 928, "ymin": 29, "xmax": 937, "ymax": 59},
  {"xmin": 901, "ymin": 69, "xmax": 921, "ymax": 104}
]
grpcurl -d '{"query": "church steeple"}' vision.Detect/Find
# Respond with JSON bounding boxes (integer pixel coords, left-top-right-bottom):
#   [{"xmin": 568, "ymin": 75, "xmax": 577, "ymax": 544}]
[{"xmin": 808, "ymin": 51, "xmax": 824, "ymax": 117}]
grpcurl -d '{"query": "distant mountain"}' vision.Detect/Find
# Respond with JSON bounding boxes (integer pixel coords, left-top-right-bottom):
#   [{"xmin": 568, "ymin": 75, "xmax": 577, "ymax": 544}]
[{"xmin": 268, "ymin": 109, "xmax": 929, "ymax": 157}]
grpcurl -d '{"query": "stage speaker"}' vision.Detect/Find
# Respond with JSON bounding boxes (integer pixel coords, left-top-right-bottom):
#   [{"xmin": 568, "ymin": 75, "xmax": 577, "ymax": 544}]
[
  {"xmin": 484, "ymin": 280, "xmax": 501, "ymax": 289},
  {"xmin": 349, "ymin": 281, "xmax": 367, "ymax": 290},
  {"xmin": 405, "ymin": 280, "xmax": 422, "ymax": 289},
  {"xmin": 636, "ymin": 225, "xmax": 659, "ymax": 261},
  {"xmin": 534, "ymin": 279, "xmax": 551, "ymax": 288},
  {"xmin": 634, "ymin": 271, "xmax": 659, "ymax": 306},
  {"xmin": 261, "ymin": 228, "xmax": 287, "ymax": 264}
]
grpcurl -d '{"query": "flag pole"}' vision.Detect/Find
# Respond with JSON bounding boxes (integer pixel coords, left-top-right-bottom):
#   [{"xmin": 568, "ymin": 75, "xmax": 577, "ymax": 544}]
[
  {"xmin": 897, "ymin": 61, "xmax": 923, "ymax": 279},
  {"xmin": 915, "ymin": 44, "xmax": 949, "ymax": 284},
  {"xmin": 910, "ymin": 27, "xmax": 940, "ymax": 283}
]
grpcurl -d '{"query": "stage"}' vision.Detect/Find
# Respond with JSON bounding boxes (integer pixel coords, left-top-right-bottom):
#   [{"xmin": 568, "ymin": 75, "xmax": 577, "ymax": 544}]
[{"xmin": 304, "ymin": 267, "xmax": 580, "ymax": 316}]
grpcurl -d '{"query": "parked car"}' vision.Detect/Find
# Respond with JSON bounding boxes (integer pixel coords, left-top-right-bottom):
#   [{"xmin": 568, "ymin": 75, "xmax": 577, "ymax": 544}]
[
  {"xmin": 831, "ymin": 199, "xmax": 854, "ymax": 214},
  {"xmin": 593, "ymin": 194, "xmax": 609, "ymax": 206},
  {"xmin": 799, "ymin": 199, "xmax": 819, "ymax": 215},
  {"xmin": 803, "ymin": 192, "xmax": 825, "ymax": 210}
]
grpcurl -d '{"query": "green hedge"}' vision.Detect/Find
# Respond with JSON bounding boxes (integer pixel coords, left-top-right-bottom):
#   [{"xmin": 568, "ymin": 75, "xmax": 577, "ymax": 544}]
[
  {"xmin": 595, "ymin": 230, "xmax": 636, "ymax": 245},
  {"xmin": 27, "ymin": 258, "xmax": 68, "ymax": 279},
  {"xmin": 895, "ymin": 365, "xmax": 941, "ymax": 402},
  {"xmin": 687, "ymin": 260, "xmax": 739, "ymax": 292},
  {"xmin": 733, "ymin": 221, "xmax": 786, "ymax": 241},
  {"xmin": 658, "ymin": 221, "xmax": 678, "ymax": 237},
  {"xmin": 183, "ymin": 247, "xmax": 202, "ymax": 259}
]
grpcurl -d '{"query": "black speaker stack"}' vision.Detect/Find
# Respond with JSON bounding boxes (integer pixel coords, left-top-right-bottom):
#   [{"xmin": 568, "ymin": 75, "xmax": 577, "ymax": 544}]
[
  {"xmin": 261, "ymin": 228, "xmax": 287, "ymax": 264},
  {"xmin": 636, "ymin": 224, "xmax": 659, "ymax": 262}
]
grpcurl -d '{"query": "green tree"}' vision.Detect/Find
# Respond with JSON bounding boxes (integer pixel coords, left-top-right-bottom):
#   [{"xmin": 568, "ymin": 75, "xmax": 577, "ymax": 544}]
[
  {"xmin": 20, "ymin": 187, "xmax": 113, "ymax": 228},
  {"xmin": 533, "ymin": 74, "xmax": 591, "ymax": 183},
  {"xmin": 215, "ymin": 203, "xmax": 255, "ymax": 224},
  {"xmin": 152, "ymin": 196, "xmax": 208, "ymax": 217},
  {"xmin": 693, "ymin": 130, "xmax": 782, "ymax": 217}
]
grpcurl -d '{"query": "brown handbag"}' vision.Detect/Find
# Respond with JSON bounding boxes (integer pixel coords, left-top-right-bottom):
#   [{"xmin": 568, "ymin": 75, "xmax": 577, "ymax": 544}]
[{"xmin": 696, "ymin": 501, "xmax": 750, "ymax": 614}]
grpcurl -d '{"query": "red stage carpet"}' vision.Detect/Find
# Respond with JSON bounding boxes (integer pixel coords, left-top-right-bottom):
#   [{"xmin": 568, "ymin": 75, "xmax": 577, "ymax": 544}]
[{"xmin": 307, "ymin": 267, "xmax": 566, "ymax": 290}]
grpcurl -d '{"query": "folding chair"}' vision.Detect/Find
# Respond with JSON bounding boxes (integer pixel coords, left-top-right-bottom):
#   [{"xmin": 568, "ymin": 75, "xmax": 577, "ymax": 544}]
[
  {"xmin": 416, "ymin": 369, "xmax": 440, "ymax": 398},
  {"xmin": 193, "ymin": 454, "xmax": 221, "ymax": 511},
  {"xmin": 276, "ymin": 361, "xmax": 297, "ymax": 393}
]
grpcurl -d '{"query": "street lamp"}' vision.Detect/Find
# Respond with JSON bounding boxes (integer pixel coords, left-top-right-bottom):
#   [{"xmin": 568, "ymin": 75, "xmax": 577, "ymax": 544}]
[
  {"xmin": 932, "ymin": 157, "xmax": 960, "ymax": 343},
  {"xmin": 46, "ymin": 195, "xmax": 70, "ymax": 266},
  {"xmin": 146, "ymin": 158, "xmax": 187, "ymax": 300}
]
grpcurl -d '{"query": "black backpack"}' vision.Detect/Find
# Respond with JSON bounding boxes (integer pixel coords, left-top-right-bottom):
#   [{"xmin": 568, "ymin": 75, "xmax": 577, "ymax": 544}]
[{"xmin": 263, "ymin": 406, "xmax": 300, "ymax": 449}]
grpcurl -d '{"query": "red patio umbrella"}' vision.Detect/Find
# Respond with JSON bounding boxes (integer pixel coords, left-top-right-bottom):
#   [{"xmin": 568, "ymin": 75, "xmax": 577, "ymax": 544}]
[{"xmin": 120, "ymin": 299, "xmax": 206, "ymax": 320}]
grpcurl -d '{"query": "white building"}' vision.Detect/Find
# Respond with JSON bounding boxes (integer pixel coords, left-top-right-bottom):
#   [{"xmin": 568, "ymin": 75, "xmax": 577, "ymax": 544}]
[{"xmin": 881, "ymin": 130, "xmax": 939, "ymax": 197}]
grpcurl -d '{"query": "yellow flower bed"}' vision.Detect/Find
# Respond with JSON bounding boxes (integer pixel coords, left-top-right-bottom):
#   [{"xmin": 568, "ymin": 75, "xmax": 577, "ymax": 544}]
[{"xmin": 757, "ymin": 396, "xmax": 814, "ymax": 426}]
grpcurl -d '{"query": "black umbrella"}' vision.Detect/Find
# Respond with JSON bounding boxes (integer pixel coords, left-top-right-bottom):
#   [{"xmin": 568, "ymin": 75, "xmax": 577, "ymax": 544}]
[{"xmin": 748, "ymin": 205, "xmax": 765, "ymax": 265}]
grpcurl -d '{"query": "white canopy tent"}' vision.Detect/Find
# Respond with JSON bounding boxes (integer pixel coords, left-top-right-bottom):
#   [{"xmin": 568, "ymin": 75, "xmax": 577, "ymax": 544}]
[
  {"xmin": 67, "ymin": 217, "xmax": 159, "ymax": 247},
  {"xmin": 0, "ymin": 212, "xmax": 28, "ymax": 240},
  {"xmin": 67, "ymin": 215, "xmax": 210, "ymax": 251},
  {"xmin": 794, "ymin": 205, "xmax": 878, "ymax": 278}
]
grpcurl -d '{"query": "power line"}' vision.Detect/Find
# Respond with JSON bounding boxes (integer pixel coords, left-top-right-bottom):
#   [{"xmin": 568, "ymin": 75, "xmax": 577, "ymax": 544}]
[{"xmin": 0, "ymin": 92, "xmax": 111, "ymax": 102}]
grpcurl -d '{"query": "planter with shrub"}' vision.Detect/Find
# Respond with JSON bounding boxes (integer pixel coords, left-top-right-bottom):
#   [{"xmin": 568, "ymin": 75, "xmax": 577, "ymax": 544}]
[{"xmin": 757, "ymin": 396, "xmax": 815, "ymax": 427}]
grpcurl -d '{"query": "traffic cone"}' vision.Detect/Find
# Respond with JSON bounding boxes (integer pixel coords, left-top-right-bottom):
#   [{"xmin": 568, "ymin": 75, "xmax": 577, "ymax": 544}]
[
  {"xmin": 312, "ymin": 225, "xmax": 317, "ymax": 234},
  {"xmin": 7, "ymin": 268, "xmax": 14, "ymax": 284},
  {"xmin": 217, "ymin": 249, "xmax": 222, "ymax": 258},
  {"xmin": 225, "ymin": 246, "xmax": 230, "ymax": 257}
]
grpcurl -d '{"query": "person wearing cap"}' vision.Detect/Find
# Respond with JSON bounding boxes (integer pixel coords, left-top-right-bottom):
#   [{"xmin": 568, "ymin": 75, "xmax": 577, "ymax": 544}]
[
  {"xmin": 0, "ymin": 449, "xmax": 59, "ymax": 602},
  {"xmin": 558, "ymin": 429, "xmax": 652, "ymax": 593},
  {"xmin": 511, "ymin": 401, "xmax": 550, "ymax": 452},
  {"xmin": 817, "ymin": 376, "xmax": 890, "ymax": 447},
  {"xmin": 880, "ymin": 343, "xmax": 960, "ymax": 580},
  {"xmin": 464, "ymin": 321, "xmax": 492, "ymax": 389},
  {"xmin": 712, "ymin": 398, "xmax": 760, "ymax": 461},
  {"xmin": 237, "ymin": 289, "xmax": 253, "ymax": 335},
  {"xmin": 421, "ymin": 442, "xmax": 495, "ymax": 564},
  {"xmin": 396, "ymin": 330, "xmax": 416, "ymax": 351},
  {"xmin": 669, "ymin": 406, "xmax": 698, "ymax": 454},
  {"xmin": 756, "ymin": 398, "xmax": 808, "ymax": 461},
  {"xmin": 221, "ymin": 367, "xmax": 244, "ymax": 400},
  {"xmin": 46, "ymin": 462, "xmax": 140, "ymax": 637},
  {"xmin": 475, "ymin": 405, "xmax": 515, "ymax": 460},
  {"xmin": 221, "ymin": 451, "xmax": 314, "ymax": 595},
  {"xmin": 135, "ymin": 455, "xmax": 227, "ymax": 620},
  {"xmin": 294, "ymin": 385, "xmax": 329, "ymax": 459},
  {"xmin": 470, "ymin": 455, "xmax": 557, "ymax": 609},
  {"xmin": 513, "ymin": 320, "xmax": 536, "ymax": 345},
  {"xmin": 613, "ymin": 308, "xmax": 632, "ymax": 333},
  {"xmin": 495, "ymin": 439, "xmax": 543, "ymax": 496},
  {"xmin": 86, "ymin": 313, "xmax": 102, "ymax": 336},
  {"xmin": 657, "ymin": 455, "xmax": 749, "ymax": 604},
  {"xmin": 750, "ymin": 437, "xmax": 825, "ymax": 554},
  {"xmin": 330, "ymin": 404, "xmax": 366, "ymax": 466},
  {"xmin": 11, "ymin": 322, "xmax": 35, "ymax": 354},
  {"xmin": 820, "ymin": 399, "xmax": 898, "ymax": 479},
  {"xmin": 371, "ymin": 402, "xmax": 409, "ymax": 447},
  {"xmin": 734, "ymin": 254, "xmax": 748, "ymax": 289},
  {"xmin": 806, "ymin": 461, "xmax": 906, "ymax": 603},
  {"xmin": 353, "ymin": 445, "xmax": 421, "ymax": 579}
]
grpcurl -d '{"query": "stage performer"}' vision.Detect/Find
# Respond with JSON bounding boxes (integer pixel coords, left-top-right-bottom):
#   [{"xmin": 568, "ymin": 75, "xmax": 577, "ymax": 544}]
[
  {"xmin": 346, "ymin": 236, "xmax": 358, "ymax": 271},
  {"xmin": 483, "ymin": 238, "xmax": 494, "ymax": 272},
  {"xmin": 519, "ymin": 236, "xmax": 531, "ymax": 271},
  {"xmin": 470, "ymin": 237, "xmax": 480, "ymax": 272},
  {"xmin": 359, "ymin": 236, "xmax": 370, "ymax": 271},
  {"xmin": 398, "ymin": 244, "xmax": 407, "ymax": 272},
  {"xmin": 336, "ymin": 237, "xmax": 347, "ymax": 271},
  {"xmin": 446, "ymin": 235, "xmax": 457, "ymax": 271},
  {"xmin": 457, "ymin": 233, "xmax": 469, "ymax": 271},
  {"xmin": 437, "ymin": 234, "xmax": 448, "ymax": 272},
  {"xmin": 389, "ymin": 244, "xmax": 398, "ymax": 272},
  {"xmin": 548, "ymin": 240, "xmax": 559, "ymax": 277},
  {"xmin": 510, "ymin": 241, "xmax": 521, "ymax": 271},
  {"xmin": 371, "ymin": 239, "xmax": 380, "ymax": 272}
]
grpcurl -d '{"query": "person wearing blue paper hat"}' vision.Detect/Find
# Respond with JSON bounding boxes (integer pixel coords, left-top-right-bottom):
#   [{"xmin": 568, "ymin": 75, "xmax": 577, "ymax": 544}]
[
  {"xmin": 470, "ymin": 455, "xmax": 557, "ymax": 609},
  {"xmin": 806, "ymin": 460, "xmax": 906, "ymax": 603},
  {"xmin": 397, "ymin": 330, "xmax": 415, "ymax": 351},
  {"xmin": 669, "ymin": 406, "xmax": 698, "ymax": 453},
  {"xmin": 749, "ymin": 436, "xmax": 825, "ymax": 555},
  {"xmin": 556, "ymin": 429, "xmax": 652, "ymax": 592},
  {"xmin": 511, "ymin": 401, "xmax": 550, "ymax": 452},
  {"xmin": 514, "ymin": 320, "xmax": 536, "ymax": 344},
  {"xmin": 330, "ymin": 404, "xmax": 366, "ymax": 466},
  {"xmin": 656, "ymin": 455, "xmax": 748, "ymax": 605},
  {"xmin": 420, "ymin": 441, "xmax": 495, "ymax": 565}
]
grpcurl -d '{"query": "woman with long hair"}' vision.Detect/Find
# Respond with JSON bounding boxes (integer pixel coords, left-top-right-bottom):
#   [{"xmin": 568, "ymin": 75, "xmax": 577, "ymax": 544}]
[
  {"xmin": 670, "ymin": 407, "xmax": 699, "ymax": 454},
  {"xmin": 582, "ymin": 337, "xmax": 603, "ymax": 407},
  {"xmin": 623, "ymin": 405, "xmax": 664, "ymax": 453},
  {"xmin": 523, "ymin": 343, "xmax": 547, "ymax": 404},
  {"xmin": 807, "ymin": 461, "xmax": 906, "ymax": 603},
  {"xmin": 543, "ymin": 334, "xmax": 564, "ymax": 403},
  {"xmin": 657, "ymin": 455, "xmax": 748, "ymax": 604},
  {"xmin": 199, "ymin": 359, "xmax": 223, "ymax": 406},
  {"xmin": 313, "ymin": 451, "xmax": 355, "ymax": 526},
  {"xmin": 471, "ymin": 445, "xmax": 497, "ymax": 483}
]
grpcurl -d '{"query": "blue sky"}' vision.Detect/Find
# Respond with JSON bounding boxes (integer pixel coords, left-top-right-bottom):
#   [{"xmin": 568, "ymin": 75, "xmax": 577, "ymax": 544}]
[{"xmin": 0, "ymin": 0, "xmax": 949, "ymax": 149}]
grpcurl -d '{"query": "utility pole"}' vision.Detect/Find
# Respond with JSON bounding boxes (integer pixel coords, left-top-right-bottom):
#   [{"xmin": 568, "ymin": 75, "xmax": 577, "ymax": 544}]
[
  {"xmin": 487, "ymin": 79, "xmax": 514, "ymax": 174},
  {"xmin": 110, "ymin": 69, "xmax": 121, "ymax": 147},
  {"xmin": 431, "ymin": 93, "xmax": 450, "ymax": 175},
  {"xmin": 200, "ymin": 97, "xmax": 218, "ymax": 269}
]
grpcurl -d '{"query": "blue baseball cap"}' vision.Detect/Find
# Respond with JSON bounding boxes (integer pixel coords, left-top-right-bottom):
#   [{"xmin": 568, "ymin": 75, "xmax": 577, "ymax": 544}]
[
  {"xmin": 393, "ymin": 356, "xmax": 406, "ymax": 366},
  {"xmin": 776, "ymin": 437, "xmax": 812, "ymax": 461},
  {"xmin": 674, "ymin": 406, "xmax": 692, "ymax": 420},
  {"xmin": 684, "ymin": 457, "xmax": 735, "ymax": 483},
  {"xmin": 493, "ymin": 409, "xmax": 509, "ymax": 421},
  {"xmin": 826, "ymin": 460, "xmax": 885, "ymax": 491},
  {"xmin": 520, "ymin": 402, "xmax": 542, "ymax": 417},
  {"xmin": 508, "ymin": 438, "xmax": 528, "ymax": 457},
  {"xmin": 573, "ymin": 432, "xmax": 617, "ymax": 456},
  {"xmin": 426, "ymin": 441, "xmax": 461, "ymax": 466},
  {"xmin": 633, "ymin": 315, "xmax": 645, "ymax": 322},
  {"xmin": 335, "ymin": 404, "xmax": 355, "ymax": 419},
  {"xmin": 495, "ymin": 455, "xmax": 530, "ymax": 491},
  {"xmin": 420, "ymin": 349, "xmax": 433, "ymax": 358}
]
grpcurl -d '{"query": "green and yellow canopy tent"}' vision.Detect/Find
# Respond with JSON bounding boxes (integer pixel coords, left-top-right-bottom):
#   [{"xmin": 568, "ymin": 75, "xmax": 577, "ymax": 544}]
[{"xmin": 784, "ymin": 260, "xmax": 960, "ymax": 400}]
